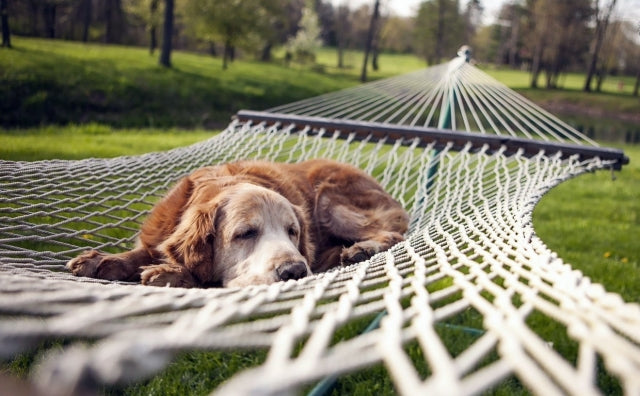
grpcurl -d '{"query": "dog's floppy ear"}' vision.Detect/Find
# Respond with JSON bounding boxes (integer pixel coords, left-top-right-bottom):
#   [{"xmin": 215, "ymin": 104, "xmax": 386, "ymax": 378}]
[
  {"xmin": 159, "ymin": 201, "xmax": 218, "ymax": 283},
  {"xmin": 292, "ymin": 205, "xmax": 314, "ymax": 269},
  {"xmin": 139, "ymin": 176, "xmax": 195, "ymax": 249}
]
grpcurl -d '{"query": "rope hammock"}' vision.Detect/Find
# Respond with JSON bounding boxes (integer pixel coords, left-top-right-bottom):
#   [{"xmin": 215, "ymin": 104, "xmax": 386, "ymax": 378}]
[{"xmin": 1, "ymin": 51, "xmax": 637, "ymax": 395}]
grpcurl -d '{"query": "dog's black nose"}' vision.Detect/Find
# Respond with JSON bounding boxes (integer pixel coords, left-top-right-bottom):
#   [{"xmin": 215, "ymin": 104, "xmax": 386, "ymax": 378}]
[{"xmin": 276, "ymin": 261, "xmax": 308, "ymax": 281}]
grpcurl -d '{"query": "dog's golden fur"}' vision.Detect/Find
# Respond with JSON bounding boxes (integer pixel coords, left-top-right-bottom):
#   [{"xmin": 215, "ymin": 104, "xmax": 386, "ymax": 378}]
[{"xmin": 67, "ymin": 159, "xmax": 409, "ymax": 288}]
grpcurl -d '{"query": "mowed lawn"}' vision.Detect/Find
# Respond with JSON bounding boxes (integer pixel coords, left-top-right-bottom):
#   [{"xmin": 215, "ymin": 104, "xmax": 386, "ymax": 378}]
[
  {"xmin": 1, "ymin": 37, "xmax": 639, "ymax": 394},
  {"xmin": 1, "ymin": 37, "xmax": 424, "ymax": 128},
  {"xmin": 533, "ymin": 144, "xmax": 640, "ymax": 303}
]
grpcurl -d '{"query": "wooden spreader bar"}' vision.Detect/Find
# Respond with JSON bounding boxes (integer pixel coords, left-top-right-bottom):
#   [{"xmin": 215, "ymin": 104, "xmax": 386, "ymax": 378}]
[{"xmin": 236, "ymin": 110, "xmax": 629, "ymax": 170}]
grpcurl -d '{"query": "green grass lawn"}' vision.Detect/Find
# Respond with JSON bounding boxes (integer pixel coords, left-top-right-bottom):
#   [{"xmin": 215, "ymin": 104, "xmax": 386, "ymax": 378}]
[
  {"xmin": 0, "ymin": 37, "xmax": 424, "ymax": 128},
  {"xmin": 533, "ymin": 144, "xmax": 640, "ymax": 303},
  {"xmin": 1, "ymin": 37, "xmax": 639, "ymax": 395},
  {"xmin": 0, "ymin": 123, "xmax": 214, "ymax": 161}
]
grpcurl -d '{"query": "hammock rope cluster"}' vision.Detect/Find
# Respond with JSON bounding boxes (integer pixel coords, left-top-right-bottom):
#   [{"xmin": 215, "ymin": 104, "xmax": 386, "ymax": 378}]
[{"xmin": 0, "ymin": 52, "xmax": 637, "ymax": 395}]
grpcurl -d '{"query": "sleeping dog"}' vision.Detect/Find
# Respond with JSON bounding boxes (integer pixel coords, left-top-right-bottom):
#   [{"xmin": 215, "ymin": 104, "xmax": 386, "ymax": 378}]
[{"xmin": 67, "ymin": 159, "xmax": 409, "ymax": 288}]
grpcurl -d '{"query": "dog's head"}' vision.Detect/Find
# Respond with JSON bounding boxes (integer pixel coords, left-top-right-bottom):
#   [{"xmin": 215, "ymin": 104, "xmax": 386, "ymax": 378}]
[{"xmin": 159, "ymin": 182, "xmax": 312, "ymax": 287}]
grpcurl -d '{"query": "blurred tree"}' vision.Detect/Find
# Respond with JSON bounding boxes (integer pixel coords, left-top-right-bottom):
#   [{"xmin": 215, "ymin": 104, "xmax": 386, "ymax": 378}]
[
  {"xmin": 159, "ymin": 0, "xmax": 173, "ymax": 67},
  {"xmin": 414, "ymin": 0, "xmax": 464, "ymax": 64},
  {"xmin": 462, "ymin": 0, "xmax": 482, "ymax": 46},
  {"xmin": 379, "ymin": 16, "xmax": 414, "ymax": 53},
  {"xmin": 80, "ymin": 0, "xmax": 92, "ymax": 42},
  {"xmin": 334, "ymin": 3, "xmax": 349, "ymax": 67},
  {"xmin": 593, "ymin": 19, "xmax": 622, "ymax": 91},
  {"xmin": 349, "ymin": 5, "xmax": 372, "ymax": 49},
  {"xmin": 314, "ymin": 0, "xmax": 335, "ymax": 46},
  {"xmin": 527, "ymin": 0, "xmax": 548, "ymax": 87},
  {"xmin": 287, "ymin": 1, "xmax": 323, "ymax": 64},
  {"xmin": 633, "ymin": 22, "xmax": 640, "ymax": 96},
  {"xmin": 491, "ymin": 2, "xmax": 526, "ymax": 67},
  {"xmin": 104, "ymin": 0, "xmax": 125, "ymax": 43},
  {"xmin": 360, "ymin": 0, "xmax": 380, "ymax": 81},
  {"xmin": 527, "ymin": 0, "xmax": 591, "ymax": 88},
  {"xmin": 43, "ymin": 1, "xmax": 57, "ymax": 38},
  {"xmin": 1, "ymin": 0, "xmax": 10, "ymax": 47},
  {"xmin": 469, "ymin": 23, "xmax": 492, "ymax": 62},
  {"xmin": 149, "ymin": 0, "xmax": 158, "ymax": 53},
  {"xmin": 124, "ymin": 0, "xmax": 162, "ymax": 54},
  {"xmin": 507, "ymin": 2, "xmax": 525, "ymax": 67},
  {"xmin": 183, "ymin": 0, "xmax": 274, "ymax": 69},
  {"xmin": 584, "ymin": 0, "xmax": 618, "ymax": 92},
  {"xmin": 257, "ymin": 0, "xmax": 304, "ymax": 62}
]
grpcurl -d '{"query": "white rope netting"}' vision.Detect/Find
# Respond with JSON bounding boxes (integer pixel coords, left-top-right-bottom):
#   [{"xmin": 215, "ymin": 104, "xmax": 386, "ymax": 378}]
[{"xmin": 0, "ymin": 55, "xmax": 637, "ymax": 395}]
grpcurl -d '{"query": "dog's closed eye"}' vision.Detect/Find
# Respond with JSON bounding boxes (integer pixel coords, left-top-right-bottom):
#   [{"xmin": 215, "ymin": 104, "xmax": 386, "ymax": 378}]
[
  {"xmin": 288, "ymin": 225, "xmax": 299, "ymax": 238},
  {"xmin": 234, "ymin": 227, "xmax": 259, "ymax": 241}
]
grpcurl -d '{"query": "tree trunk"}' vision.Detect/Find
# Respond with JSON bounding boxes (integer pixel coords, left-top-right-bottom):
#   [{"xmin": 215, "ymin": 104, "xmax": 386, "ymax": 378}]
[
  {"xmin": 508, "ymin": 13, "xmax": 519, "ymax": 67},
  {"xmin": 584, "ymin": 34, "xmax": 603, "ymax": 92},
  {"xmin": 27, "ymin": 0, "xmax": 37, "ymax": 35},
  {"xmin": 1, "ymin": 0, "xmax": 10, "ymax": 48},
  {"xmin": 545, "ymin": 67, "xmax": 553, "ymax": 89},
  {"xmin": 43, "ymin": 3, "xmax": 56, "ymax": 38},
  {"xmin": 494, "ymin": 26, "xmax": 506, "ymax": 65},
  {"xmin": 81, "ymin": 0, "xmax": 92, "ymax": 42},
  {"xmin": 104, "ymin": 0, "xmax": 113, "ymax": 43},
  {"xmin": 530, "ymin": 44, "xmax": 543, "ymax": 88},
  {"xmin": 372, "ymin": 35, "xmax": 379, "ymax": 71},
  {"xmin": 546, "ymin": 60, "xmax": 561, "ymax": 89},
  {"xmin": 150, "ymin": 25, "xmax": 157, "ymax": 54},
  {"xmin": 222, "ymin": 39, "xmax": 232, "ymax": 70},
  {"xmin": 583, "ymin": 0, "xmax": 617, "ymax": 92},
  {"xmin": 260, "ymin": 43, "xmax": 272, "ymax": 62},
  {"xmin": 105, "ymin": 0, "xmax": 125, "ymax": 43},
  {"xmin": 595, "ymin": 67, "xmax": 606, "ymax": 92},
  {"xmin": 435, "ymin": 0, "xmax": 445, "ymax": 62},
  {"xmin": 335, "ymin": 6, "xmax": 348, "ymax": 69},
  {"xmin": 159, "ymin": 0, "xmax": 174, "ymax": 68},
  {"xmin": 149, "ymin": 0, "xmax": 159, "ymax": 54},
  {"xmin": 360, "ymin": 0, "xmax": 380, "ymax": 82}
]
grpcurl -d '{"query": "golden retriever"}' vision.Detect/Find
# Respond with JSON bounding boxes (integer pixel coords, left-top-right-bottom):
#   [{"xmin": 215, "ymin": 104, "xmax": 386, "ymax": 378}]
[{"xmin": 67, "ymin": 159, "xmax": 409, "ymax": 288}]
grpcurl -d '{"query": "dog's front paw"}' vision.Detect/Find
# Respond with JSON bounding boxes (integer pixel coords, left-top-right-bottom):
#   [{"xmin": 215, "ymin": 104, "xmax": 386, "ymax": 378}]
[
  {"xmin": 340, "ymin": 241, "xmax": 382, "ymax": 266},
  {"xmin": 66, "ymin": 250, "xmax": 138, "ymax": 281},
  {"xmin": 141, "ymin": 264, "xmax": 197, "ymax": 288},
  {"xmin": 340, "ymin": 232, "xmax": 405, "ymax": 266},
  {"xmin": 66, "ymin": 250, "xmax": 104, "ymax": 278}
]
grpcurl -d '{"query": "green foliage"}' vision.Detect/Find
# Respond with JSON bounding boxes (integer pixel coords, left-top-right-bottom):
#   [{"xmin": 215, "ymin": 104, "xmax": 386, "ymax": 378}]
[
  {"xmin": 181, "ymin": 0, "xmax": 262, "ymax": 48},
  {"xmin": 414, "ymin": 0, "xmax": 465, "ymax": 64},
  {"xmin": 286, "ymin": 3, "xmax": 322, "ymax": 64},
  {"xmin": 180, "ymin": 0, "xmax": 299, "ymax": 67},
  {"xmin": 124, "ymin": 0, "xmax": 162, "ymax": 32}
]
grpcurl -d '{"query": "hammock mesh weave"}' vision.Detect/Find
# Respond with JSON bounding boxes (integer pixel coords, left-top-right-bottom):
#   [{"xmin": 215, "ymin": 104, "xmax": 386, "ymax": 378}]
[{"xmin": 1, "ymin": 55, "xmax": 637, "ymax": 395}]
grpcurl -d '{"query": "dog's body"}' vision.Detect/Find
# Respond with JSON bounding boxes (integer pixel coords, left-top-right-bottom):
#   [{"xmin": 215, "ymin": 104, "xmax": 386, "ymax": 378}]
[{"xmin": 67, "ymin": 159, "xmax": 409, "ymax": 288}]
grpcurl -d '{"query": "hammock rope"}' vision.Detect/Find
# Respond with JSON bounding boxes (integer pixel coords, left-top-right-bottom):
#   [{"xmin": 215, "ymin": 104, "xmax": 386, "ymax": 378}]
[{"xmin": 0, "ymin": 53, "xmax": 637, "ymax": 395}]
